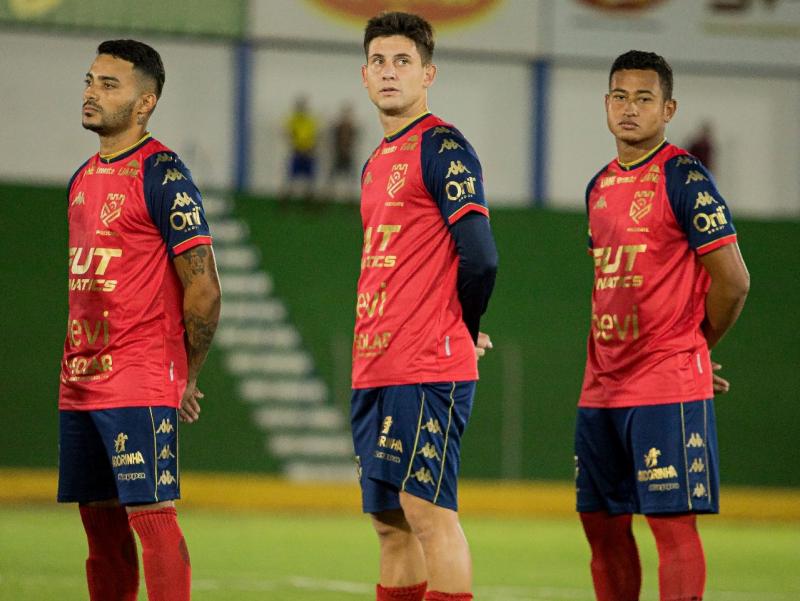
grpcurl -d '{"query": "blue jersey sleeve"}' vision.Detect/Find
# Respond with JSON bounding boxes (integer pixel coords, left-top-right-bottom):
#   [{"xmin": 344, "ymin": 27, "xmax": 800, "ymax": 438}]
[
  {"xmin": 420, "ymin": 125, "xmax": 489, "ymax": 225},
  {"xmin": 142, "ymin": 152, "xmax": 212, "ymax": 258},
  {"xmin": 664, "ymin": 154, "xmax": 737, "ymax": 255}
]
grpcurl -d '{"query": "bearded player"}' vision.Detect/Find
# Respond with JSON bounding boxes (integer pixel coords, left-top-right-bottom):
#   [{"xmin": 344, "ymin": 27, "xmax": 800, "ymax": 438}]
[
  {"xmin": 58, "ymin": 40, "xmax": 221, "ymax": 601},
  {"xmin": 351, "ymin": 12, "xmax": 498, "ymax": 601},
  {"xmin": 576, "ymin": 50, "xmax": 750, "ymax": 601}
]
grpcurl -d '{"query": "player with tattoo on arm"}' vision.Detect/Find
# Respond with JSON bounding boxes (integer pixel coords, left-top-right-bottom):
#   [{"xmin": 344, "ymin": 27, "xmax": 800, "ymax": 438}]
[{"xmin": 58, "ymin": 39, "xmax": 221, "ymax": 601}]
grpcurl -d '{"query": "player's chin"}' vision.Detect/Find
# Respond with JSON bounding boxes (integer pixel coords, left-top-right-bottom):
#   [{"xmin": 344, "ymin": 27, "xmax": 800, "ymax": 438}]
[{"xmin": 82, "ymin": 118, "xmax": 106, "ymax": 133}]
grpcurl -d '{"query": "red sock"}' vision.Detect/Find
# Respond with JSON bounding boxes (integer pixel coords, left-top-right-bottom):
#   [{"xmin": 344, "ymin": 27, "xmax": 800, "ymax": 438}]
[
  {"xmin": 129, "ymin": 507, "xmax": 191, "ymax": 601},
  {"xmin": 424, "ymin": 592, "xmax": 473, "ymax": 601},
  {"xmin": 647, "ymin": 514, "xmax": 706, "ymax": 601},
  {"xmin": 377, "ymin": 581, "xmax": 427, "ymax": 601},
  {"xmin": 79, "ymin": 505, "xmax": 139, "ymax": 601},
  {"xmin": 580, "ymin": 511, "xmax": 641, "ymax": 601}
]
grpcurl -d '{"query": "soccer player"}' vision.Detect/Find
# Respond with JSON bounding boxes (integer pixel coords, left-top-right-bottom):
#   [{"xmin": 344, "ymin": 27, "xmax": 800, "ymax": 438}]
[
  {"xmin": 351, "ymin": 12, "xmax": 498, "ymax": 601},
  {"xmin": 576, "ymin": 50, "xmax": 750, "ymax": 601},
  {"xmin": 58, "ymin": 40, "xmax": 221, "ymax": 601}
]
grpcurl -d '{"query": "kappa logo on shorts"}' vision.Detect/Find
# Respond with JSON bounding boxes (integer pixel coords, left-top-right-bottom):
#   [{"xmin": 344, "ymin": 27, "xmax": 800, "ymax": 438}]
[
  {"xmin": 158, "ymin": 470, "xmax": 177, "ymax": 486},
  {"xmin": 158, "ymin": 445, "xmax": 176, "ymax": 460},
  {"xmin": 686, "ymin": 433, "xmax": 704, "ymax": 448},
  {"xmin": 417, "ymin": 443, "xmax": 441, "ymax": 460},
  {"xmin": 421, "ymin": 418, "xmax": 442, "ymax": 435},
  {"xmin": 156, "ymin": 419, "xmax": 174, "ymax": 434},
  {"xmin": 689, "ymin": 458, "xmax": 705, "ymax": 473},
  {"xmin": 692, "ymin": 483, "xmax": 708, "ymax": 498},
  {"xmin": 411, "ymin": 467, "xmax": 434, "ymax": 485}
]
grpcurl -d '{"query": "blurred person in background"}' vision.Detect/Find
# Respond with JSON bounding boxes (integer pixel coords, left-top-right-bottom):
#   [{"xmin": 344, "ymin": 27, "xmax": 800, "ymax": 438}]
[
  {"xmin": 351, "ymin": 12, "xmax": 498, "ymax": 601},
  {"xmin": 59, "ymin": 39, "xmax": 220, "ymax": 601},
  {"xmin": 576, "ymin": 50, "xmax": 749, "ymax": 601},
  {"xmin": 329, "ymin": 101, "xmax": 360, "ymax": 201},
  {"xmin": 282, "ymin": 94, "xmax": 319, "ymax": 205},
  {"xmin": 687, "ymin": 120, "xmax": 716, "ymax": 173}
]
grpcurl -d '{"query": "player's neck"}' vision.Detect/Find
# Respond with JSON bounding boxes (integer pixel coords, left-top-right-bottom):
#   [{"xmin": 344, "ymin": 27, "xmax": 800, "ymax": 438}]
[
  {"xmin": 616, "ymin": 137, "xmax": 665, "ymax": 166},
  {"xmin": 98, "ymin": 125, "xmax": 149, "ymax": 158},
  {"xmin": 378, "ymin": 104, "xmax": 429, "ymax": 137}
]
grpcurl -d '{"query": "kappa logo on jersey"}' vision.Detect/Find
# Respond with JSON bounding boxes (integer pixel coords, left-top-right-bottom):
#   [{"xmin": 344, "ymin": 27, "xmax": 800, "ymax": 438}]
[
  {"xmin": 85, "ymin": 164, "xmax": 95, "ymax": 176},
  {"xmin": 693, "ymin": 191, "xmax": 717, "ymax": 209},
  {"xmin": 156, "ymin": 418, "xmax": 174, "ymax": 434},
  {"xmin": 446, "ymin": 160, "xmax": 471, "ymax": 178},
  {"xmin": 644, "ymin": 447, "xmax": 661, "ymax": 468},
  {"xmin": 689, "ymin": 458, "xmax": 706, "ymax": 473},
  {"xmin": 158, "ymin": 444, "xmax": 176, "ymax": 460},
  {"xmin": 411, "ymin": 467, "xmax": 434, "ymax": 485},
  {"xmin": 363, "ymin": 171, "xmax": 373, "ymax": 186},
  {"xmin": 162, "ymin": 168, "xmax": 186, "ymax": 185},
  {"xmin": 685, "ymin": 170, "xmax": 708, "ymax": 185},
  {"xmin": 686, "ymin": 432, "xmax": 704, "ymax": 448},
  {"xmin": 593, "ymin": 196, "xmax": 607, "ymax": 210},
  {"xmin": 432, "ymin": 126, "xmax": 452, "ymax": 136},
  {"xmin": 692, "ymin": 483, "xmax": 708, "ymax": 498},
  {"xmin": 170, "ymin": 192, "xmax": 202, "ymax": 231},
  {"xmin": 629, "ymin": 190, "xmax": 654, "ymax": 224},
  {"xmin": 421, "ymin": 418, "xmax": 442, "ymax": 434},
  {"xmin": 381, "ymin": 416, "xmax": 393, "ymax": 435},
  {"xmin": 71, "ymin": 191, "xmax": 85, "ymax": 206},
  {"xmin": 158, "ymin": 470, "xmax": 177, "ymax": 486},
  {"xmin": 100, "ymin": 193, "xmax": 125, "ymax": 227},
  {"xmin": 153, "ymin": 153, "xmax": 173, "ymax": 167},
  {"xmin": 438, "ymin": 138, "xmax": 463, "ymax": 153},
  {"xmin": 417, "ymin": 443, "xmax": 441, "ymax": 460},
  {"xmin": 114, "ymin": 432, "xmax": 128, "ymax": 453},
  {"xmin": 676, "ymin": 155, "xmax": 696, "ymax": 166},
  {"xmin": 386, "ymin": 163, "xmax": 408, "ymax": 198},
  {"xmin": 171, "ymin": 192, "xmax": 196, "ymax": 209}
]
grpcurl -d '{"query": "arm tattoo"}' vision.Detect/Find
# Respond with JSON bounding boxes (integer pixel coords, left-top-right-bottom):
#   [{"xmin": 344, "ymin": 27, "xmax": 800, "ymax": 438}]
[{"xmin": 184, "ymin": 310, "xmax": 218, "ymax": 375}]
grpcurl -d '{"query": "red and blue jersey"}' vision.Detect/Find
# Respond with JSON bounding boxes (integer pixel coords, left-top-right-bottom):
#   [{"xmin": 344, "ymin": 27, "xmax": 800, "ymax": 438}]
[
  {"xmin": 352, "ymin": 113, "xmax": 489, "ymax": 388},
  {"xmin": 580, "ymin": 141, "xmax": 737, "ymax": 408},
  {"xmin": 60, "ymin": 134, "xmax": 212, "ymax": 410}
]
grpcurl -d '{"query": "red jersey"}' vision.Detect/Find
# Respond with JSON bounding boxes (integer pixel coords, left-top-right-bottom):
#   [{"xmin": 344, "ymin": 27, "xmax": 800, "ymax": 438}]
[
  {"xmin": 580, "ymin": 141, "xmax": 737, "ymax": 408},
  {"xmin": 352, "ymin": 113, "xmax": 490, "ymax": 388},
  {"xmin": 60, "ymin": 134, "xmax": 212, "ymax": 410}
]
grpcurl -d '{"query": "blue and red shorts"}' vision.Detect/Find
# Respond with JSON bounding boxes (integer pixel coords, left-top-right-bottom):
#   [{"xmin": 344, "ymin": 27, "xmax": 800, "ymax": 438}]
[
  {"xmin": 58, "ymin": 406, "xmax": 180, "ymax": 505},
  {"xmin": 351, "ymin": 381, "xmax": 475, "ymax": 513},
  {"xmin": 575, "ymin": 399, "xmax": 719, "ymax": 515}
]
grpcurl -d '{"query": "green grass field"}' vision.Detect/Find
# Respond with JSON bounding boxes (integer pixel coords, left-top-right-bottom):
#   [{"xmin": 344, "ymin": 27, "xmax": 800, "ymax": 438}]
[{"xmin": 0, "ymin": 505, "xmax": 797, "ymax": 601}]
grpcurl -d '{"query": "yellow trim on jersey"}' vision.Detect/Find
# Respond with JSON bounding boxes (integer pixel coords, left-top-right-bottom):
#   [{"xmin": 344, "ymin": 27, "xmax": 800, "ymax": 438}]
[
  {"xmin": 433, "ymin": 382, "xmax": 456, "ymax": 503},
  {"xmin": 99, "ymin": 132, "xmax": 152, "ymax": 161},
  {"xmin": 384, "ymin": 111, "xmax": 430, "ymax": 140},
  {"xmin": 401, "ymin": 391, "xmax": 427, "ymax": 492},
  {"xmin": 617, "ymin": 139, "xmax": 666, "ymax": 170}
]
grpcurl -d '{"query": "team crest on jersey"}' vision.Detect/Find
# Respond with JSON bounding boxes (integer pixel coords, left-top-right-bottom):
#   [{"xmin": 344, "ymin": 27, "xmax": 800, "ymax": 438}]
[
  {"xmin": 629, "ymin": 190, "xmax": 654, "ymax": 224},
  {"xmin": 387, "ymin": 163, "xmax": 408, "ymax": 198},
  {"xmin": 100, "ymin": 193, "xmax": 125, "ymax": 226},
  {"xmin": 71, "ymin": 191, "xmax": 85, "ymax": 206}
]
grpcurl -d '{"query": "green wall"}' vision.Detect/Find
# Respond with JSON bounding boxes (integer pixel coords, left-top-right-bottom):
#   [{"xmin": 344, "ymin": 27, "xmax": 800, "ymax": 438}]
[{"xmin": 2, "ymin": 184, "xmax": 798, "ymax": 486}]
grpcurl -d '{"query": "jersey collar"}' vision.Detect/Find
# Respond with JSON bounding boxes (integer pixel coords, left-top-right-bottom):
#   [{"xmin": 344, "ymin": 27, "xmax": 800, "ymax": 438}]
[
  {"xmin": 384, "ymin": 112, "xmax": 432, "ymax": 143},
  {"xmin": 99, "ymin": 132, "xmax": 153, "ymax": 164},
  {"xmin": 616, "ymin": 139, "xmax": 668, "ymax": 171}
]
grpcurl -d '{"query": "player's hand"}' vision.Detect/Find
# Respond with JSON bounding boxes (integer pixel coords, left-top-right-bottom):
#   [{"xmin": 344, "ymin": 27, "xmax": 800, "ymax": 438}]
[
  {"xmin": 711, "ymin": 361, "xmax": 730, "ymax": 394},
  {"xmin": 179, "ymin": 382, "xmax": 203, "ymax": 423},
  {"xmin": 475, "ymin": 332, "xmax": 493, "ymax": 360}
]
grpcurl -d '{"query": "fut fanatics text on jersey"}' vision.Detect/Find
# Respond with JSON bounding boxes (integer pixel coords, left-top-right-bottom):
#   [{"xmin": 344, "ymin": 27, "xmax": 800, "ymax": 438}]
[
  {"xmin": 581, "ymin": 141, "xmax": 737, "ymax": 408},
  {"xmin": 353, "ymin": 113, "xmax": 489, "ymax": 388},
  {"xmin": 61, "ymin": 134, "xmax": 212, "ymax": 410}
]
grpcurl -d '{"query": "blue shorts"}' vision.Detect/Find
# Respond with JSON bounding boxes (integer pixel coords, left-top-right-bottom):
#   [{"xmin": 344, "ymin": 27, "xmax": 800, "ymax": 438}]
[
  {"xmin": 351, "ymin": 381, "xmax": 475, "ymax": 513},
  {"xmin": 575, "ymin": 399, "xmax": 719, "ymax": 515},
  {"xmin": 58, "ymin": 406, "xmax": 181, "ymax": 505},
  {"xmin": 290, "ymin": 153, "xmax": 315, "ymax": 179}
]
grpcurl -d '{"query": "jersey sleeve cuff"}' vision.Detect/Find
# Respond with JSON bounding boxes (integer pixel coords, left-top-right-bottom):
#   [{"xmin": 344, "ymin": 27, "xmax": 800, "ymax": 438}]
[
  {"xmin": 172, "ymin": 235, "xmax": 213, "ymax": 257},
  {"xmin": 447, "ymin": 203, "xmax": 489, "ymax": 225},
  {"xmin": 695, "ymin": 233, "xmax": 737, "ymax": 256}
]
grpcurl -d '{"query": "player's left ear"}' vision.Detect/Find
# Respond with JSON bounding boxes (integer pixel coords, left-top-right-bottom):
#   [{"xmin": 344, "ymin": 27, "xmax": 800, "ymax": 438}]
[
  {"xmin": 422, "ymin": 62, "xmax": 437, "ymax": 89},
  {"xmin": 663, "ymin": 98, "xmax": 677, "ymax": 124},
  {"xmin": 137, "ymin": 92, "xmax": 158, "ymax": 124}
]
